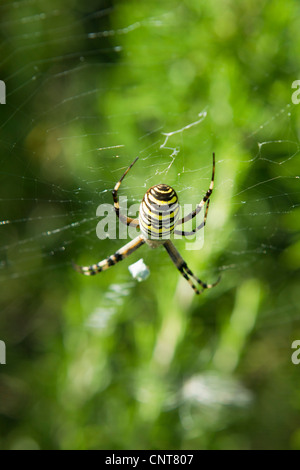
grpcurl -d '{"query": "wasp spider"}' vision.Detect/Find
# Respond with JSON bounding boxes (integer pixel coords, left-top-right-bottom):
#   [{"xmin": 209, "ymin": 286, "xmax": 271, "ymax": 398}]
[{"xmin": 73, "ymin": 153, "xmax": 220, "ymax": 295}]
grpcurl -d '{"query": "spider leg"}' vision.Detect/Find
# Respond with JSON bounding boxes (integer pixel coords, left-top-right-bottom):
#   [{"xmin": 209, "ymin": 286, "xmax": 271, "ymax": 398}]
[
  {"xmin": 174, "ymin": 198, "xmax": 210, "ymax": 236},
  {"xmin": 176, "ymin": 152, "xmax": 215, "ymax": 226},
  {"xmin": 73, "ymin": 235, "xmax": 145, "ymax": 276},
  {"xmin": 112, "ymin": 157, "xmax": 140, "ymax": 227},
  {"xmin": 163, "ymin": 240, "xmax": 220, "ymax": 295}
]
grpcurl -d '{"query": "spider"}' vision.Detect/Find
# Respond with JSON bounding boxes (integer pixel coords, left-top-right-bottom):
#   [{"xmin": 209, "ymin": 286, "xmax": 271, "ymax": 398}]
[{"xmin": 73, "ymin": 153, "xmax": 220, "ymax": 295}]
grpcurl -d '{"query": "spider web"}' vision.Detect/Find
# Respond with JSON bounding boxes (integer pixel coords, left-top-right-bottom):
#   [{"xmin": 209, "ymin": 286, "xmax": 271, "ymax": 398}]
[
  {"xmin": 0, "ymin": 2, "xmax": 299, "ymax": 314},
  {"xmin": 0, "ymin": 1, "xmax": 300, "ymax": 447}
]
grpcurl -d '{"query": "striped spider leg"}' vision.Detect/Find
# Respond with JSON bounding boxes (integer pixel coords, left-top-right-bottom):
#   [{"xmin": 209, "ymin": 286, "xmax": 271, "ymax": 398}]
[
  {"xmin": 164, "ymin": 240, "xmax": 220, "ymax": 295},
  {"xmin": 112, "ymin": 156, "xmax": 140, "ymax": 228},
  {"xmin": 73, "ymin": 235, "xmax": 145, "ymax": 276},
  {"xmin": 174, "ymin": 152, "xmax": 215, "ymax": 236},
  {"xmin": 74, "ymin": 154, "xmax": 220, "ymax": 295}
]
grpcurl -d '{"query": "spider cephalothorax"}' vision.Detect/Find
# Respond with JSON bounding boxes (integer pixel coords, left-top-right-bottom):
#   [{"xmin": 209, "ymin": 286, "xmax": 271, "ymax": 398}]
[{"xmin": 73, "ymin": 154, "xmax": 220, "ymax": 295}]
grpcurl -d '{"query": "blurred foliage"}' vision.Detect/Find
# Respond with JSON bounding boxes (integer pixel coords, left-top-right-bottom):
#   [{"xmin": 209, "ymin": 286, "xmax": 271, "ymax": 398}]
[{"xmin": 0, "ymin": 0, "xmax": 300, "ymax": 450}]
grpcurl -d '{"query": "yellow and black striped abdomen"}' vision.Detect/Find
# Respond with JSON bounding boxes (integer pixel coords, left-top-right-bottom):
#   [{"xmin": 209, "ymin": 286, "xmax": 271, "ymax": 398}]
[{"xmin": 139, "ymin": 184, "xmax": 180, "ymax": 240}]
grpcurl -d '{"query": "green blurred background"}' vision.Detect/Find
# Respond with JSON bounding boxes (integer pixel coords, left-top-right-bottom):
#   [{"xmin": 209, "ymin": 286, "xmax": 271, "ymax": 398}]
[{"xmin": 0, "ymin": 0, "xmax": 300, "ymax": 450}]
